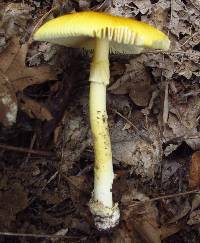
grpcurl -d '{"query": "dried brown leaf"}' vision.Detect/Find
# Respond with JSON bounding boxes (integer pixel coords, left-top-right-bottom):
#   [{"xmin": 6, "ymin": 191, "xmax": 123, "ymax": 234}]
[
  {"xmin": 111, "ymin": 225, "xmax": 140, "ymax": 243},
  {"xmin": 164, "ymin": 96, "xmax": 200, "ymax": 150},
  {"xmin": 67, "ymin": 176, "xmax": 88, "ymax": 204},
  {"xmin": 111, "ymin": 120, "xmax": 161, "ymax": 178},
  {"xmin": 187, "ymin": 210, "xmax": 200, "ymax": 225},
  {"xmin": 0, "ymin": 37, "xmax": 56, "ymax": 126},
  {"xmin": 160, "ymin": 223, "xmax": 182, "ymax": 240},
  {"xmin": 109, "ymin": 57, "xmax": 152, "ymax": 107},
  {"xmin": 20, "ymin": 96, "xmax": 53, "ymax": 121},
  {"xmin": 0, "ymin": 183, "xmax": 28, "ymax": 228},
  {"xmin": 133, "ymin": 219, "xmax": 161, "ymax": 243},
  {"xmin": 189, "ymin": 151, "xmax": 200, "ymax": 189},
  {"xmin": 191, "ymin": 194, "xmax": 200, "ymax": 211},
  {"xmin": 122, "ymin": 188, "xmax": 161, "ymax": 243}
]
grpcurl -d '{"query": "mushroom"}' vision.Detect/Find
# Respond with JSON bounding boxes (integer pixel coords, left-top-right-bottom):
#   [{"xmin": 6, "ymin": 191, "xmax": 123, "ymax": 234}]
[{"xmin": 33, "ymin": 11, "xmax": 170, "ymax": 230}]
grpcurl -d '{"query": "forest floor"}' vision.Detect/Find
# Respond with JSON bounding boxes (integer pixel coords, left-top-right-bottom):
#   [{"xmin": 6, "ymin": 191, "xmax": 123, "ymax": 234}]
[{"xmin": 0, "ymin": 0, "xmax": 200, "ymax": 242}]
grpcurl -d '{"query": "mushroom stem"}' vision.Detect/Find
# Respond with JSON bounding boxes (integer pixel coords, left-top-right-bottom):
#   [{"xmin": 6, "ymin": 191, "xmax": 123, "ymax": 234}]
[
  {"xmin": 89, "ymin": 38, "xmax": 119, "ymax": 230},
  {"xmin": 90, "ymin": 82, "xmax": 113, "ymax": 207}
]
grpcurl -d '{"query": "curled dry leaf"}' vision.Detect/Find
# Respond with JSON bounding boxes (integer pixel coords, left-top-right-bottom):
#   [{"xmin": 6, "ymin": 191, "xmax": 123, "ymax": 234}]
[
  {"xmin": 0, "ymin": 37, "xmax": 57, "ymax": 126},
  {"xmin": 189, "ymin": 151, "xmax": 200, "ymax": 189},
  {"xmin": 160, "ymin": 223, "xmax": 183, "ymax": 240},
  {"xmin": 110, "ymin": 225, "xmax": 141, "ymax": 243},
  {"xmin": 187, "ymin": 209, "xmax": 200, "ymax": 225},
  {"xmin": 164, "ymin": 96, "xmax": 200, "ymax": 150},
  {"xmin": 122, "ymin": 188, "xmax": 161, "ymax": 243},
  {"xmin": 109, "ymin": 56, "xmax": 152, "ymax": 107},
  {"xmin": 191, "ymin": 194, "xmax": 200, "ymax": 211},
  {"xmin": 20, "ymin": 95, "xmax": 53, "ymax": 121}
]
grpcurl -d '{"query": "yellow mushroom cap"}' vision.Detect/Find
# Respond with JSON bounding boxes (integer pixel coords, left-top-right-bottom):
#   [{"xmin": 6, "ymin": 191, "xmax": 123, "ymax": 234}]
[{"xmin": 34, "ymin": 11, "xmax": 170, "ymax": 54}]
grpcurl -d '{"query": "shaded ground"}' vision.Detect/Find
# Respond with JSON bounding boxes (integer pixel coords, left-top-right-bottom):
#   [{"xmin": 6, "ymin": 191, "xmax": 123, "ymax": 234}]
[{"xmin": 0, "ymin": 0, "xmax": 200, "ymax": 242}]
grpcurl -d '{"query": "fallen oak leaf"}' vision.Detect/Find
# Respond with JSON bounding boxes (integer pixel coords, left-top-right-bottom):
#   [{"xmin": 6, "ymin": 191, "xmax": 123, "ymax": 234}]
[
  {"xmin": 0, "ymin": 37, "xmax": 57, "ymax": 126},
  {"xmin": 0, "ymin": 37, "xmax": 57, "ymax": 91}
]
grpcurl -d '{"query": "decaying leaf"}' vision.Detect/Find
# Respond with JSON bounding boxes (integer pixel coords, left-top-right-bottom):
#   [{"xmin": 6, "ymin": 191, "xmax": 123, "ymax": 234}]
[
  {"xmin": 161, "ymin": 160, "xmax": 181, "ymax": 183},
  {"xmin": 187, "ymin": 210, "xmax": 200, "ymax": 225},
  {"xmin": 160, "ymin": 223, "xmax": 183, "ymax": 240},
  {"xmin": 191, "ymin": 194, "xmax": 200, "ymax": 212},
  {"xmin": 109, "ymin": 0, "xmax": 135, "ymax": 17},
  {"xmin": 164, "ymin": 96, "xmax": 200, "ymax": 150},
  {"xmin": 0, "ymin": 183, "xmax": 28, "ymax": 228},
  {"xmin": 111, "ymin": 120, "xmax": 161, "ymax": 178},
  {"xmin": 122, "ymin": 188, "xmax": 161, "ymax": 243},
  {"xmin": 0, "ymin": 37, "xmax": 57, "ymax": 126},
  {"xmin": 111, "ymin": 225, "xmax": 141, "ymax": 243},
  {"xmin": 56, "ymin": 111, "xmax": 89, "ymax": 172},
  {"xmin": 169, "ymin": 0, "xmax": 200, "ymax": 38},
  {"xmin": 109, "ymin": 56, "xmax": 152, "ymax": 107},
  {"xmin": 0, "ymin": 3, "xmax": 33, "ymax": 42},
  {"xmin": 189, "ymin": 151, "xmax": 200, "ymax": 189},
  {"xmin": 167, "ymin": 200, "xmax": 191, "ymax": 224},
  {"xmin": 132, "ymin": 0, "xmax": 152, "ymax": 15},
  {"xmin": 67, "ymin": 176, "xmax": 89, "ymax": 205},
  {"xmin": 20, "ymin": 95, "xmax": 53, "ymax": 121}
]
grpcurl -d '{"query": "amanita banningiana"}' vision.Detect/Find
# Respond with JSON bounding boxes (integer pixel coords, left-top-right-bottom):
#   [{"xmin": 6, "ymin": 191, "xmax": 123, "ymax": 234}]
[{"xmin": 34, "ymin": 11, "xmax": 170, "ymax": 230}]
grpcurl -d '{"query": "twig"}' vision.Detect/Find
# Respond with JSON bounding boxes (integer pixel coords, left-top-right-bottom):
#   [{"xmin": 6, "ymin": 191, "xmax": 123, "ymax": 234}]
[
  {"xmin": 28, "ymin": 6, "xmax": 58, "ymax": 44},
  {"xmin": 163, "ymin": 81, "xmax": 169, "ymax": 124},
  {"xmin": 77, "ymin": 164, "xmax": 93, "ymax": 176},
  {"xmin": 180, "ymin": 32, "xmax": 198, "ymax": 48},
  {"xmin": 25, "ymin": 133, "xmax": 37, "ymax": 163},
  {"xmin": 129, "ymin": 189, "xmax": 199, "ymax": 207},
  {"xmin": 28, "ymin": 171, "xmax": 59, "ymax": 205},
  {"xmin": 41, "ymin": 171, "xmax": 58, "ymax": 192},
  {"xmin": 114, "ymin": 110, "xmax": 153, "ymax": 144},
  {"xmin": 150, "ymin": 190, "xmax": 199, "ymax": 202},
  {"xmin": 114, "ymin": 110, "xmax": 139, "ymax": 132},
  {"xmin": 169, "ymin": 0, "xmax": 174, "ymax": 34},
  {"xmin": 0, "ymin": 143, "xmax": 54, "ymax": 157},
  {"xmin": 189, "ymin": 0, "xmax": 200, "ymax": 12},
  {"xmin": 0, "ymin": 231, "xmax": 80, "ymax": 240},
  {"xmin": 143, "ymin": 50, "xmax": 200, "ymax": 57}
]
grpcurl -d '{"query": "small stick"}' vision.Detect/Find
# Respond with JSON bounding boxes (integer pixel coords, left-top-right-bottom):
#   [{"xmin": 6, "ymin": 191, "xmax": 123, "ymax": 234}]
[
  {"xmin": 25, "ymin": 133, "xmax": 37, "ymax": 163},
  {"xmin": 180, "ymin": 32, "xmax": 198, "ymax": 48},
  {"xmin": 163, "ymin": 81, "xmax": 169, "ymax": 124},
  {"xmin": 0, "ymin": 231, "xmax": 80, "ymax": 240},
  {"xmin": 143, "ymin": 50, "xmax": 200, "ymax": 57},
  {"xmin": 129, "ymin": 189, "xmax": 199, "ymax": 207},
  {"xmin": 114, "ymin": 110, "xmax": 153, "ymax": 144},
  {"xmin": 28, "ymin": 6, "xmax": 58, "ymax": 45},
  {"xmin": 0, "ymin": 143, "xmax": 53, "ymax": 157}
]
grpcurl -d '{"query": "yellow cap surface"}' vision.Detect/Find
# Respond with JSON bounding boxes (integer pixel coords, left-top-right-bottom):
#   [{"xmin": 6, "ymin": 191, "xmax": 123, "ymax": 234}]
[{"xmin": 34, "ymin": 11, "xmax": 170, "ymax": 53}]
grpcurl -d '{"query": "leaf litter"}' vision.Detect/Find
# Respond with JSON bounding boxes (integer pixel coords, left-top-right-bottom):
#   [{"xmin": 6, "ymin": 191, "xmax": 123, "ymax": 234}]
[{"xmin": 0, "ymin": 0, "xmax": 200, "ymax": 242}]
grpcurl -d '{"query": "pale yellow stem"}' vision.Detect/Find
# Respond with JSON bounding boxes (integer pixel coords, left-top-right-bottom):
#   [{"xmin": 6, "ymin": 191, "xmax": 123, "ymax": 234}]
[
  {"xmin": 88, "ymin": 38, "xmax": 120, "ymax": 230},
  {"xmin": 89, "ymin": 38, "xmax": 113, "ymax": 208}
]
